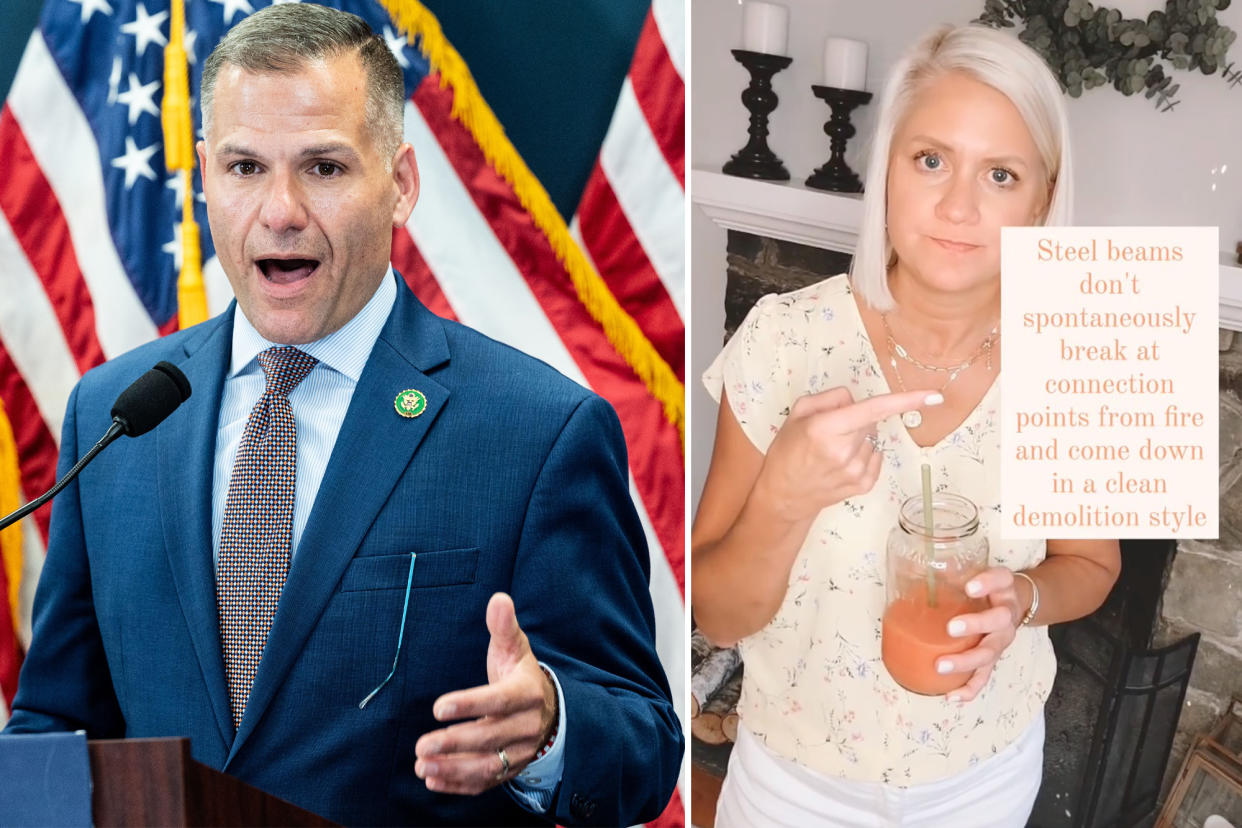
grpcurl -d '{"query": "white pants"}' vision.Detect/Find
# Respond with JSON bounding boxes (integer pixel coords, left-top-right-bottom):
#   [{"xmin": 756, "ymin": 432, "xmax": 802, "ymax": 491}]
[{"xmin": 714, "ymin": 714, "xmax": 1045, "ymax": 828}]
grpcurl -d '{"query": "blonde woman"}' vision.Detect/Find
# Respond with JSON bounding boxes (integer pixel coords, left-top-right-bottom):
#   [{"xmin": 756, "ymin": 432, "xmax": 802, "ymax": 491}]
[{"xmin": 693, "ymin": 24, "xmax": 1121, "ymax": 827}]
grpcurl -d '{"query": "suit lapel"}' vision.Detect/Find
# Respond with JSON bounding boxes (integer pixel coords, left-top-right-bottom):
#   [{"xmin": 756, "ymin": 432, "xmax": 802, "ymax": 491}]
[
  {"xmin": 227, "ymin": 281, "xmax": 452, "ymax": 763},
  {"xmin": 157, "ymin": 309, "xmax": 236, "ymax": 755}
]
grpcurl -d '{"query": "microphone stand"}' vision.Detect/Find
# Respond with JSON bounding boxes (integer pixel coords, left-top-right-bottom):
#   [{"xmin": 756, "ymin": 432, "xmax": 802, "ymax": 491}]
[
  {"xmin": 0, "ymin": 360, "xmax": 189, "ymax": 533},
  {"xmin": 0, "ymin": 421, "xmax": 125, "ymax": 532}
]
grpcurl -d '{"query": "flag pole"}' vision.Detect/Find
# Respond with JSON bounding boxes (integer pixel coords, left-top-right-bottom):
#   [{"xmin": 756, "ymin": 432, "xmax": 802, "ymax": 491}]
[
  {"xmin": 0, "ymin": 400, "xmax": 22, "ymax": 642},
  {"xmin": 163, "ymin": 0, "xmax": 207, "ymax": 329}
]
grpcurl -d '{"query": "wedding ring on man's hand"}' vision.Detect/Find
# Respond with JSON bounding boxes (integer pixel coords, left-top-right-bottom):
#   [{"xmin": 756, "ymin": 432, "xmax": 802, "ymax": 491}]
[
  {"xmin": 496, "ymin": 747, "xmax": 511, "ymax": 781},
  {"xmin": 864, "ymin": 433, "xmax": 880, "ymax": 451}
]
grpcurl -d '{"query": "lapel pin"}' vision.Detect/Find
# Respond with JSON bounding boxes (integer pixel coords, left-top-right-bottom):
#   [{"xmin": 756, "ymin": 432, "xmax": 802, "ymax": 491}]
[{"xmin": 394, "ymin": 389, "xmax": 427, "ymax": 418}]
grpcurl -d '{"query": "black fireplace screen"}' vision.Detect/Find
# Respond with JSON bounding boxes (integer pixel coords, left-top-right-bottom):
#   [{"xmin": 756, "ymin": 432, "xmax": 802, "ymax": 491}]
[{"xmin": 1032, "ymin": 620, "xmax": 1200, "ymax": 828}]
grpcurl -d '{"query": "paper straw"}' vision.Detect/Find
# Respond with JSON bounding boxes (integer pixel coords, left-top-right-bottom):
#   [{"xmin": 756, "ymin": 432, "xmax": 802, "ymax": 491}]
[{"xmin": 921, "ymin": 463, "xmax": 937, "ymax": 607}]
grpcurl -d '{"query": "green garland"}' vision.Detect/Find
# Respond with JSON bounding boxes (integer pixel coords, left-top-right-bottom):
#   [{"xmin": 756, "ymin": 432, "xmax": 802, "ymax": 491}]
[{"xmin": 976, "ymin": 0, "xmax": 1237, "ymax": 109}]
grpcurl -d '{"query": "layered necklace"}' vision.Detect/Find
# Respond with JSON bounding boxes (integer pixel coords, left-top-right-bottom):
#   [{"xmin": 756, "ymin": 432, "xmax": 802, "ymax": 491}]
[{"xmin": 880, "ymin": 313, "xmax": 999, "ymax": 428}]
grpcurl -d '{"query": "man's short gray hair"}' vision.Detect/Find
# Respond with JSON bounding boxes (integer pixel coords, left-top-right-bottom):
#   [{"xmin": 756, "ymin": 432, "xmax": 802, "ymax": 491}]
[{"xmin": 200, "ymin": 3, "xmax": 405, "ymax": 165}]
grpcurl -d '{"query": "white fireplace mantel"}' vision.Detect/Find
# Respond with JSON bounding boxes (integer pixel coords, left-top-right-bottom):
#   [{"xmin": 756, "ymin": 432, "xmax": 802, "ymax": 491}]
[
  {"xmin": 692, "ymin": 168, "xmax": 1242, "ymax": 332},
  {"xmin": 692, "ymin": 169, "xmax": 864, "ymax": 254}
]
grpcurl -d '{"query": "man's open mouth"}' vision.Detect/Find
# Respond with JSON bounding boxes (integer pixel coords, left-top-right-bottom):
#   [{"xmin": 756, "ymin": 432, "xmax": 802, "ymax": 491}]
[{"xmin": 257, "ymin": 258, "xmax": 319, "ymax": 284}]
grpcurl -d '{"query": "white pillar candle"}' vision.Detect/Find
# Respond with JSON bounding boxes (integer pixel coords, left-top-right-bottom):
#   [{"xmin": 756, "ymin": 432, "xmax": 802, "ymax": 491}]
[
  {"xmin": 741, "ymin": 2, "xmax": 788, "ymax": 56},
  {"xmin": 823, "ymin": 37, "xmax": 867, "ymax": 90}
]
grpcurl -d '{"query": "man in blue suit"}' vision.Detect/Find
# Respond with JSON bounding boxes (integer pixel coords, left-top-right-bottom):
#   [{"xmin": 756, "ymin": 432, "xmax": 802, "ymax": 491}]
[{"xmin": 4, "ymin": 5, "xmax": 682, "ymax": 825}]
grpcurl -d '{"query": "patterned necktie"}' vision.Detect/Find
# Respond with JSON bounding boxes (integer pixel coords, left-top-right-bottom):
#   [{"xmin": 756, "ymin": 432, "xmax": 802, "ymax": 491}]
[{"xmin": 218, "ymin": 345, "xmax": 318, "ymax": 729}]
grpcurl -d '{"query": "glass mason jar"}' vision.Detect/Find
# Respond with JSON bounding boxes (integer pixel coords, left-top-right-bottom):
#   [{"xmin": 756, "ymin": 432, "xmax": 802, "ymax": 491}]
[{"xmin": 881, "ymin": 492, "xmax": 990, "ymax": 695}]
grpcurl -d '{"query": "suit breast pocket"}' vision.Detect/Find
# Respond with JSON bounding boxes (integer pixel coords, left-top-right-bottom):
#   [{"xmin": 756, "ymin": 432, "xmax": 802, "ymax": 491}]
[{"xmin": 338, "ymin": 548, "xmax": 480, "ymax": 592}]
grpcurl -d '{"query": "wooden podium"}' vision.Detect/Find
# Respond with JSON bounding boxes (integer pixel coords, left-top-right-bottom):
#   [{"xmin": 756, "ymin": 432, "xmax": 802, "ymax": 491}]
[{"xmin": 88, "ymin": 737, "xmax": 335, "ymax": 826}]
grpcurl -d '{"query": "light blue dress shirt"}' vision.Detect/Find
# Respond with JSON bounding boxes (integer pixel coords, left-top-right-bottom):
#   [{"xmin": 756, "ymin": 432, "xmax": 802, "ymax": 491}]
[{"xmin": 210, "ymin": 270, "xmax": 566, "ymax": 811}]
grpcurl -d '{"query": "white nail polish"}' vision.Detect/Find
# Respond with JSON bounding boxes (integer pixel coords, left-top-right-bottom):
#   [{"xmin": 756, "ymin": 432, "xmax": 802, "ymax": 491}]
[
  {"xmin": 937, "ymin": 660, "xmax": 953, "ymax": 674},
  {"xmin": 965, "ymin": 580, "xmax": 983, "ymax": 597},
  {"xmin": 947, "ymin": 694, "xmax": 962, "ymax": 703},
  {"xmin": 924, "ymin": 392, "xmax": 945, "ymax": 405},
  {"xmin": 947, "ymin": 619, "xmax": 966, "ymax": 636}
]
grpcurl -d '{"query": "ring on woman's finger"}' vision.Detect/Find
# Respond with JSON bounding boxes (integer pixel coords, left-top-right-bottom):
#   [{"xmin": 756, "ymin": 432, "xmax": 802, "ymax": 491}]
[
  {"xmin": 495, "ymin": 747, "xmax": 511, "ymax": 781},
  {"xmin": 864, "ymin": 433, "xmax": 880, "ymax": 451}
]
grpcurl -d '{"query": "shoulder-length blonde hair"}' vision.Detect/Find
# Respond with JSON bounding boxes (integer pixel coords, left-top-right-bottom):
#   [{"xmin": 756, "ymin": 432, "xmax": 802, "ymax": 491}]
[{"xmin": 849, "ymin": 23, "xmax": 1073, "ymax": 311}]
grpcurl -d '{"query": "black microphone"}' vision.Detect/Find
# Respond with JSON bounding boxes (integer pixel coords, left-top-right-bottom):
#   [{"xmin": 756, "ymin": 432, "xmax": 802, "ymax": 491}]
[
  {"xmin": 111, "ymin": 361, "xmax": 192, "ymax": 437},
  {"xmin": 0, "ymin": 362, "xmax": 191, "ymax": 532}
]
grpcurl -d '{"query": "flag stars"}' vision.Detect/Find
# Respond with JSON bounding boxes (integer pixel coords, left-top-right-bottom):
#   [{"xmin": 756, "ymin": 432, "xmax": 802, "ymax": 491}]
[
  {"xmin": 163, "ymin": 222, "xmax": 185, "ymax": 270},
  {"xmin": 166, "ymin": 172, "xmax": 205, "ymax": 210},
  {"xmin": 107, "ymin": 56, "xmax": 122, "ymax": 105},
  {"xmin": 184, "ymin": 28, "xmax": 199, "ymax": 65},
  {"xmin": 112, "ymin": 136, "xmax": 160, "ymax": 189},
  {"xmin": 116, "ymin": 73, "xmax": 161, "ymax": 125},
  {"xmin": 166, "ymin": 173, "xmax": 186, "ymax": 209},
  {"xmin": 209, "ymin": 0, "xmax": 254, "ymax": 23},
  {"xmin": 68, "ymin": 0, "xmax": 113, "ymax": 24},
  {"xmin": 120, "ymin": 3, "xmax": 168, "ymax": 57},
  {"xmin": 382, "ymin": 26, "xmax": 410, "ymax": 70}
]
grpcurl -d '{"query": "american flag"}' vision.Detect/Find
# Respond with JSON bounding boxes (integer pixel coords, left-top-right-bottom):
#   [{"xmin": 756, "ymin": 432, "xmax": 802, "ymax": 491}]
[{"xmin": 0, "ymin": 0, "xmax": 685, "ymax": 821}]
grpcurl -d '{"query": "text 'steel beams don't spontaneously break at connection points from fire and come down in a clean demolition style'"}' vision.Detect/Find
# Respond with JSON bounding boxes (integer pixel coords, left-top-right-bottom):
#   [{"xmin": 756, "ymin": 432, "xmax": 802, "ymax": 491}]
[{"xmin": 1001, "ymin": 227, "xmax": 1219, "ymax": 539}]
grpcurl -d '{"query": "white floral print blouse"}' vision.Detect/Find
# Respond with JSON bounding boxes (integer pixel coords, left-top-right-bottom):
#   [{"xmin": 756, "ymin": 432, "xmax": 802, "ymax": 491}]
[{"xmin": 702, "ymin": 274, "xmax": 1055, "ymax": 786}]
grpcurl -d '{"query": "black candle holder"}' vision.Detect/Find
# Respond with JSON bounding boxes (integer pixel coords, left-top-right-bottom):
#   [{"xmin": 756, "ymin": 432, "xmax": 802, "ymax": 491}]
[
  {"xmin": 722, "ymin": 49, "xmax": 793, "ymax": 181},
  {"xmin": 806, "ymin": 85, "xmax": 873, "ymax": 193}
]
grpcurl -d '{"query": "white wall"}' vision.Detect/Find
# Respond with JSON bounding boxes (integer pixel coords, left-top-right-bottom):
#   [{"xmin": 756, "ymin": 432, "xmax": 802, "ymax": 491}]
[
  {"xmin": 689, "ymin": 205, "xmax": 727, "ymax": 513},
  {"xmin": 690, "ymin": 0, "xmax": 1242, "ymax": 511}
]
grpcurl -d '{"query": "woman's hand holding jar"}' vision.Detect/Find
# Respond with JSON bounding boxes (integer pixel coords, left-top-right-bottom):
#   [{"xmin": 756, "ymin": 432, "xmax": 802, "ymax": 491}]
[{"xmin": 936, "ymin": 566, "xmax": 1033, "ymax": 702}]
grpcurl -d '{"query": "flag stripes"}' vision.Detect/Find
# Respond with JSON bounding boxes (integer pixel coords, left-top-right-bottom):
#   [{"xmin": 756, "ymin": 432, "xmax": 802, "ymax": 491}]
[
  {"xmin": 390, "ymin": 229, "xmax": 458, "ymax": 322},
  {"xmin": 0, "ymin": 207, "xmax": 81, "ymax": 444},
  {"xmin": 406, "ymin": 81, "xmax": 685, "ymax": 580},
  {"xmin": 0, "ymin": 107, "xmax": 108, "ymax": 375},
  {"xmin": 629, "ymin": 10, "xmax": 685, "ymax": 186},
  {"xmin": 598, "ymin": 80, "xmax": 685, "ymax": 315},
  {"xmin": 575, "ymin": 165, "xmax": 686, "ymax": 381},
  {"xmin": 573, "ymin": 3, "xmax": 686, "ymax": 437},
  {"xmin": 7, "ymin": 32, "xmax": 158, "ymax": 358},
  {"xmin": 0, "ymin": 343, "xmax": 57, "ymax": 541}
]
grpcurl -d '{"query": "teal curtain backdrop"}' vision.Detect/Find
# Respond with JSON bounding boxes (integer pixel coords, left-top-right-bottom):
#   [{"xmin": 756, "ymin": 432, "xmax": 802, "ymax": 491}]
[{"xmin": 0, "ymin": 0, "xmax": 649, "ymax": 220}]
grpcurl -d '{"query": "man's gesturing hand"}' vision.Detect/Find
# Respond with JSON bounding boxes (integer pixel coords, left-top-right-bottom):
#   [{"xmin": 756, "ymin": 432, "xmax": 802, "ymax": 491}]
[{"xmin": 414, "ymin": 592, "xmax": 558, "ymax": 795}]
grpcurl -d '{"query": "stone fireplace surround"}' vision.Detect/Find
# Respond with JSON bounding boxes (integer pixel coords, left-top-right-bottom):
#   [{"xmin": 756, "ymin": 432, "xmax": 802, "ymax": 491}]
[{"xmin": 692, "ymin": 170, "xmax": 1242, "ymax": 824}]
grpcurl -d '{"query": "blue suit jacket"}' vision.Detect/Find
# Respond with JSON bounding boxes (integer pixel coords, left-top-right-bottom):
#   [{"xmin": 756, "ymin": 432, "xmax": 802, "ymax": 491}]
[{"xmin": 6, "ymin": 278, "xmax": 683, "ymax": 826}]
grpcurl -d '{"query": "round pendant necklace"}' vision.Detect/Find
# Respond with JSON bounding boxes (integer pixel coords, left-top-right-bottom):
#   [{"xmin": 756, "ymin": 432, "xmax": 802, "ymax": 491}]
[{"xmin": 881, "ymin": 314, "xmax": 999, "ymax": 429}]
